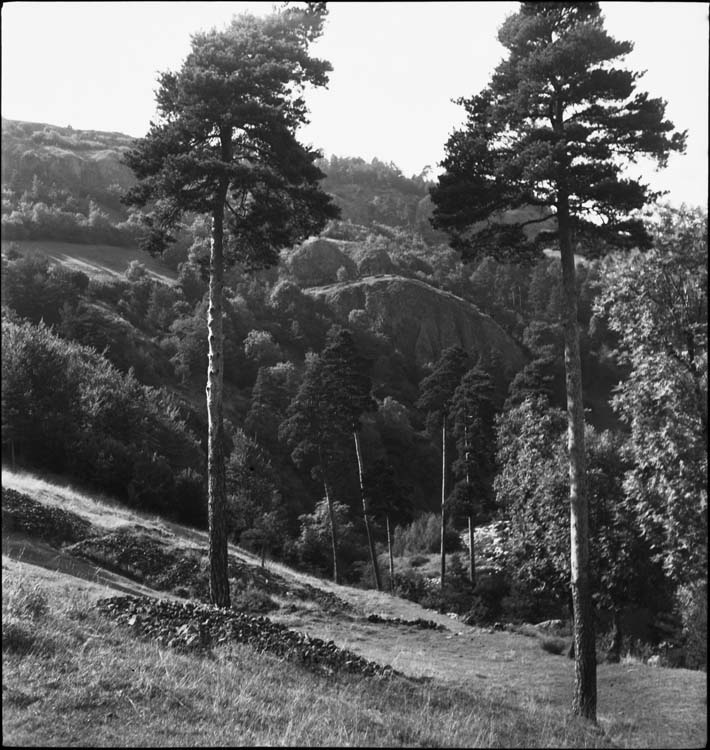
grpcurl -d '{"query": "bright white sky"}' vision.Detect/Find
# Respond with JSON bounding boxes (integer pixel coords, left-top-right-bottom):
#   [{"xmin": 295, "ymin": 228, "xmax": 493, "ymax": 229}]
[{"xmin": 2, "ymin": 1, "xmax": 707, "ymax": 207}]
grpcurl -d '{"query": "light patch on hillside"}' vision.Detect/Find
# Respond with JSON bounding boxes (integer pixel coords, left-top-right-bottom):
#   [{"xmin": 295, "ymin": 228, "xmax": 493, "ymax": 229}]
[{"xmin": 0, "ymin": 240, "xmax": 176, "ymax": 284}]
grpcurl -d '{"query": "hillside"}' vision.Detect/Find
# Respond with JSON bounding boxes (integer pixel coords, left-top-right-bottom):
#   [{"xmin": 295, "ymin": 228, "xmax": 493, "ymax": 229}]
[
  {"xmin": 1, "ymin": 119, "xmax": 134, "ymax": 196},
  {"xmin": 306, "ymin": 273, "xmax": 526, "ymax": 371},
  {"xmin": 2, "ymin": 469, "xmax": 707, "ymax": 748}
]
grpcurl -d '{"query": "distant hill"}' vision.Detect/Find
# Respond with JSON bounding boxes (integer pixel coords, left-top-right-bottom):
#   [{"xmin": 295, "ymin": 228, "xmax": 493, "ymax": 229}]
[{"xmin": 1, "ymin": 118, "xmax": 136, "ymax": 220}]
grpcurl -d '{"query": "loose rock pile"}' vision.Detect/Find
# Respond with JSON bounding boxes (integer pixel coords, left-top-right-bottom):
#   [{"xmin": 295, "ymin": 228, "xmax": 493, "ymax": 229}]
[
  {"xmin": 97, "ymin": 595, "xmax": 399, "ymax": 678},
  {"xmin": 2, "ymin": 488, "xmax": 94, "ymax": 545},
  {"xmin": 366, "ymin": 614, "xmax": 446, "ymax": 631}
]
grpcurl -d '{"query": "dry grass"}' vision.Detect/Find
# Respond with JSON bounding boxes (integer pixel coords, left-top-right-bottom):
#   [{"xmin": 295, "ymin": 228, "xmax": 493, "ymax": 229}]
[
  {"xmin": 2, "ymin": 561, "xmax": 608, "ymax": 748},
  {"xmin": 2, "ymin": 469, "xmax": 707, "ymax": 748}
]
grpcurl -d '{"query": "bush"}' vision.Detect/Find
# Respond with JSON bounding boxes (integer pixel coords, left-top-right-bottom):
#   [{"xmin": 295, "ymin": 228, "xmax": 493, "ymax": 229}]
[
  {"xmin": 232, "ymin": 584, "xmax": 278, "ymax": 614},
  {"xmin": 409, "ymin": 554, "xmax": 429, "ymax": 568},
  {"xmin": 392, "ymin": 569, "xmax": 431, "ymax": 604},
  {"xmin": 5, "ymin": 579, "xmax": 49, "ymax": 621},
  {"xmin": 393, "ymin": 513, "xmax": 461, "ymax": 555},
  {"xmin": 677, "ymin": 581, "xmax": 707, "ymax": 670},
  {"xmin": 541, "ymin": 637, "xmax": 567, "ymax": 655}
]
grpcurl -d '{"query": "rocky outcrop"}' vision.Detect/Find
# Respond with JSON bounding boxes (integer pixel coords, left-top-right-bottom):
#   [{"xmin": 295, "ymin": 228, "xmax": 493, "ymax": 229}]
[
  {"xmin": 284, "ymin": 237, "xmax": 356, "ymax": 286},
  {"xmin": 305, "ymin": 274, "xmax": 526, "ymax": 372},
  {"xmin": 1, "ymin": 119, "xmax": 136, "ymax": 197}
]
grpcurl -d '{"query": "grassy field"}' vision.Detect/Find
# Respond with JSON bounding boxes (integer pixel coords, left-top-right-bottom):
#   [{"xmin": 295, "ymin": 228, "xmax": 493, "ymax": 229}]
[
  {"xmin": 0, "ymin": 239, "xmax": 177, "ymax": 283},
  {"xmin": 2, "ymin": 468, "xmax": 707, "ymax": 747}
]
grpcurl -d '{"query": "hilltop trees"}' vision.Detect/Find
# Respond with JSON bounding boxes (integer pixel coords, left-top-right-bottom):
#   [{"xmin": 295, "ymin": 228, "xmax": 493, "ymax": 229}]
[
  {"xmin": 430, "ymin": 2, "xmax": 685, "ymax": 718},
  {"xmin": 122, "ymin": 4, "xmax": 339, "ymax": 607}
]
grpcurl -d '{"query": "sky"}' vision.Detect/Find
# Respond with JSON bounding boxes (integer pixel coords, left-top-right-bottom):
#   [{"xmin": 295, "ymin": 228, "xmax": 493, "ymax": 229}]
[{"xmin": 2, "ymin": 1, "xmax": 708, "ymax": 207}]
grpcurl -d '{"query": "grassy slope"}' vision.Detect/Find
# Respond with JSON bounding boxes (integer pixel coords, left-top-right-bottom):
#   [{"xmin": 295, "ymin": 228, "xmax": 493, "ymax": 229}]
[
  {"xmin": 2, "ymin": 468, "xmax": 707, "ymax": 748},
  {"xmin": 0, "ymin": 239, "xmax": 177, "ymax": 284}
]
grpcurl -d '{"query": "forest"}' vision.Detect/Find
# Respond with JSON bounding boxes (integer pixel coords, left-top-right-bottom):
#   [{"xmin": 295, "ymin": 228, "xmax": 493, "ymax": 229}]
[{"xmin": 1, "ymin": 4, "xmax": 707, "ymax": 728}]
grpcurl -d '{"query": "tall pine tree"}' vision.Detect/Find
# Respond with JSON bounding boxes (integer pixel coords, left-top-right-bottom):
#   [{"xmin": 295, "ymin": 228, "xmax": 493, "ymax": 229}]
[
  {"xmin": 430, "ymin": 2, "xmax": 685, "ymax": 719},
  {"xmin": 122, "ymin": 5, "xmax": 339, "ymax": 607}
]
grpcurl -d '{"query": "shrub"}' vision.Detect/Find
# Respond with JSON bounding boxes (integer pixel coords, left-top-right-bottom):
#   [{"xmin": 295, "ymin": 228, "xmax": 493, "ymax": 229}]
[
  {"xmin": 409, "ymin": 554, "xmax": 429, "ymax": 568},
  {"xmin": 677, "ymin": 581, "xmax": 707, "ymax": 670},
  {"xmin": 5, "ymin": 579, "xmax": 49, "ymax": 621},
  {"xmin": 1, "ymin": 619, "xmax": 38, "ymax": 655},
  {"xmin": 232, "ymin": 585, "xmax": 278, "ymax": 614},
  {"xmin": 392, "ymin": 569, "xmax": 431, "ymax": 604},
  {"xmin": 541, "ymin": 637, "xmax": 567, "ymax": 655},
  {"xmin": 393, "ymin": 513, "xmax": 461, "ymax": 555}
]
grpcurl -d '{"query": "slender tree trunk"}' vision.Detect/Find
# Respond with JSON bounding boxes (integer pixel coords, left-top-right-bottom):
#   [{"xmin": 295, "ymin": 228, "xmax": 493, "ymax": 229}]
[
  {"xmin": 386, "ymin": 514, "xmax": 395, "ymax": 593},
  {"xmin": 11, "ymin": 439, "xmax": 16, "ymax": 471},
  {"xmin": 354, "ymin": 430, "xmax": 382, "ymax": 590},
  {"xmin": 206, "ymin": 176, "xmax": 230, "ymax": 609},
  {"xmin": 465, "ymin": 420, "xmax": 475, "ymax": 589},
  {"xmin": 468, "ymin": 514, "xmax": 476, "ymax": 589},
  {"xmin": 606, "ymin": 606, "xmax": 623, "ymax": 663},
  {"xmin": 323, "ymin": 475, "xmax": 340, "ymax": 585},
  {"xmin": 440, "ymin": 415, "xmax": 446, "ymax": 588},
  {"xmin": 558, "ymin": 192, "xmax": 596, "ymax": 721}
]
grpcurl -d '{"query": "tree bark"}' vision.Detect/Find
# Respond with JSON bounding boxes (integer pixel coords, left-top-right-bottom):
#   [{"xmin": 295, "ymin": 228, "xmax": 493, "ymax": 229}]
[
  {"xmin": 466, "ymin": 420, "xmax": 476, "ymax": 589},
  {"xmin": 386, "ymin": 514, "xmax": 395, "ymax": 593},
  {"xmin": 206, "ymin": 168, "xmax": 230, "ymax": 609},
  {"xmin": 323, "ymin": 475, "xmax": 340, "ymax": 585},
  {"xmin": 558, "ymin": 192, "xmax": 597, "ymax": 720},
  {"xmin": 468, "ymin": 514, "xmax": 476, "ymax": 589},
  {"xmin": 353, "ymin": 430, "xmax": 382, "ymax": 590},
  {"xmin": 440, "ymin": 415, "xmax": 446, "ymax": 588}
]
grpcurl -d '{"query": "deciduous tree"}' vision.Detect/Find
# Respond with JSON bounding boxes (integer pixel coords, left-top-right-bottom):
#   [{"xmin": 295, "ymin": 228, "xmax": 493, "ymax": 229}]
[{"xmin": 595, "ymin": 205, "xmax": 708, "ymax": 588}]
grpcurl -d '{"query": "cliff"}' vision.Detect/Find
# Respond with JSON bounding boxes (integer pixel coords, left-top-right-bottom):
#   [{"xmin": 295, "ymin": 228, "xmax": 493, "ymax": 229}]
[{"xmin": 305, "ymin": 274, "xmax": 526, "ymax": 374}]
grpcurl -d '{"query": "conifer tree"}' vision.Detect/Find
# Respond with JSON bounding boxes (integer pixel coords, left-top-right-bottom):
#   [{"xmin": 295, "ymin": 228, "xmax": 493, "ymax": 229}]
[
  {"xmin": 416, "ymin": 345, "xmax": 471, "ymax": 586},
  {"xmin": 280, "ymin": 328, "xmax": 375, "ymax": 585},
  {"xmin": 430, "ymin": 2, "xmax": 685, "ymax": 718},
  {"xmin": 448, "ymin": 365, "xmax": 496, "ymax": 587},
  {"xmin": 122, "ymin": 4, "xmax": 339, "ymax": 607}
]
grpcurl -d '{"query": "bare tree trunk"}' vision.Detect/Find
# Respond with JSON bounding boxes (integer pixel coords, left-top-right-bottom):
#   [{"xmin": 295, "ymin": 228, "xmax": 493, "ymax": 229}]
[
  {"xmin": 354, "ymin": 430, "xmax": 382, "ymax": 590},
  {"xmin": 11, "ymin": 439, "xmax": 16, "ymax": 471},
  {"xmin": 606, "ymin": 606, "xmax": 623, "ymax": 663},
  {"xmin": 440, "ymin": 415, "xmax": 446, "ymax": 588},
  {"xmin": 323, "ymin": 476, "xmax": 340, "ymax": 585},
  {"xmin": 558, "ymin": 194, "xmax": 596, "ymax": 720},
  {"xmin": 206, "ymin": 177, "xmax": 230, "ymax": 609},
  {"xmin": 466, "ymin": 420, "xmax": 475, "ymax": 589},
  {"xmin": 386, "ymin": 514, "xmax": 395, "ymax": 593},
  {"xmin": 468, "ymin": 514, "xmax": 476, "ymax": 589}
]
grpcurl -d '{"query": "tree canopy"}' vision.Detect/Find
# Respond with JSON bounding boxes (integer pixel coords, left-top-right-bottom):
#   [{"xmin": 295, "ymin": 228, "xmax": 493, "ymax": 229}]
[{"xmin": 430, "ymin": 1, "xmax": 686, "ymax": 262}]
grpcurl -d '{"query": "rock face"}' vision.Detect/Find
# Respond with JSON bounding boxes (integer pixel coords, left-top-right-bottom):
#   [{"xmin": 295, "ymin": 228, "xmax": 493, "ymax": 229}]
[
  {"xmin": 1, "ymin": 119, "xmax": 136, "ymax": 197},
  {"xmin": 306, "ymin": 274, "xmax": 526, "ymax": 373}
]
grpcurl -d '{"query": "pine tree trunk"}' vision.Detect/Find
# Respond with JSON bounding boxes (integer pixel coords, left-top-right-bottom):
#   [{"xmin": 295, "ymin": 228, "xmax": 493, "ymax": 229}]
[
  {"xmin": 386, "ymin": 514, "xmax": 395, "ymax": 593},
  {"xmin": 354, "ymin": 430, "xmax": 382, "ymax": 590},
  {"xmin": 206, "ymin": 184, "xmax": 230, "ymax": 609},
  {"xmin": 440, "ymin": 415, "xmax": 446, "ymax": 588},
  {"xmin": 323, "ymin": 476, "xmax": 340, "ymax": 585},
  {"xmin": 558, "ymin": 194, "xmax": 596, "ymax": 721},
  {"xmin": 468, "ymin": 514, "xmax": 476, "ymax": 589},
  {"xmin": 466, "ymin": 420, "xmax": 475, "ymax": 589}
]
